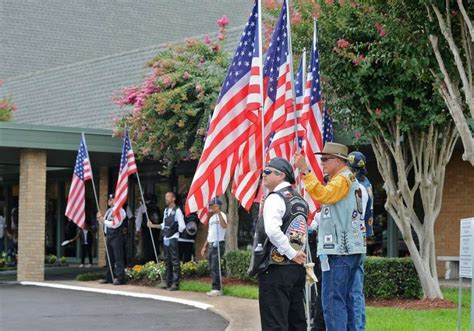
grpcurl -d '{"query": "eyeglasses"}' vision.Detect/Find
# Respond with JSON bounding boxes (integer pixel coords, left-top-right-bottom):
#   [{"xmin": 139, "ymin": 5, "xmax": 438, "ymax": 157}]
[
  {"xmin": 262, "ymin": 168, "xmax": 282, "ymax": 176},
  {"xmin": 320, "ymin": 156, "xmax": 336, "ymax": 162}
]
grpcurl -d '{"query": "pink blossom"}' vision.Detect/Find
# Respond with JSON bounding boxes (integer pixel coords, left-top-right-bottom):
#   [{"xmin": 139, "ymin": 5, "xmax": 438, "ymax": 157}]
[
  {"xmin": 336, "ymin": 39, "xmax": 351, "ymax": 49},
  {"xmin": 217, "ymin": 15, "xmax": 229, "ymax": 28},
  {"xmin": 353, "ymin": 54, "xmax": 365, "ymax": 65},
  {"xmin": 375, "ymin": 23, "xmax": 386, "ymax": 37},
  {"xmin": 182, "ymin": 71, "xmax": 190, "ymax": 80},
  {"xmin": 203, "ymin": 34, "xmax": 212, "ymax": 45},
  {"xmin": 160, "ymin": 75, "xmax": 172, "ymax": 87},
  {"xmin": 354, "ymin": 131, "xmax": 361, "ymax": 140},
  {"xmin": 195, "ymin": 84, "xmax": 203, "ymax": 93},
  {"xmin": 0, "ymin": 102, "xmax": 8, "ymax": 109},
  {"xmin": 291, "ymin": 11, "xmax": 302, "ymax": 25},
  {"xmin": 264, "ymin": 0, "xmax": 278, "ymax": 9},
  {"xmin": 375, "ymin": 108, "xmax": 382, "ymax": 116},
  {"xmin": 218, "ymin": 32, "xmax": 225, "ymax": 40},
  {"xmin": 212, "ymin": 43, "xmax": 221, "ymax": 52}
]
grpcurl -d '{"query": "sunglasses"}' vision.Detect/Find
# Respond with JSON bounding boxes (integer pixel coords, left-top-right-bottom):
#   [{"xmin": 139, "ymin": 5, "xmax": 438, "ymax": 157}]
[
  {"xmin": 262, "ymin": 168, "xmax": 282, "ymax": 176},
  {"xmin": 320, "ymin": 156, "xmax": 336, "ymax": 162}
]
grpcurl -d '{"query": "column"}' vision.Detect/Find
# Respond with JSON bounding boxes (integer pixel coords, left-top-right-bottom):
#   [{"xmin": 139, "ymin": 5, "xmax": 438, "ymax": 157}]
[{"xmin": 17, "ymin": 150, "xmax": 47, "ymax": 281}]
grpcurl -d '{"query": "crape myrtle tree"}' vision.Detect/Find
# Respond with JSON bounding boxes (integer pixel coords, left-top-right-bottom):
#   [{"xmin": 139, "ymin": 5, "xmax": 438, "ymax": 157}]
[
  {"xmin": 280, "ymin": 0, "xmax": 458, "ymax": 298},
  {"xmin": 114, "ymin": 17, "xmax": 241, "ymax": 251},
  {"xmin": 425, "ymin": 0, "xmax": 474, "ymax": 165},
  {"xmin": 0, "ymin": 80, "xmax": 16, "ymax": 121}
]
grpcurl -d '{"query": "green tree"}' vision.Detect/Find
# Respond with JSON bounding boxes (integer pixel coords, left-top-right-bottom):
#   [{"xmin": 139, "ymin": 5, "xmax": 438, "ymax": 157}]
[{"xmin": 280, "ymin": 0, "xmax": 458, "ymax": 298}]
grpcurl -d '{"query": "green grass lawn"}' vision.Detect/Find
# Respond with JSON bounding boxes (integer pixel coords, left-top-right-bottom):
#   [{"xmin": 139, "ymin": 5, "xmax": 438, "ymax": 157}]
[{"xmin": 181, "ymin": 280, "xmax": 471, "ymax": 330}]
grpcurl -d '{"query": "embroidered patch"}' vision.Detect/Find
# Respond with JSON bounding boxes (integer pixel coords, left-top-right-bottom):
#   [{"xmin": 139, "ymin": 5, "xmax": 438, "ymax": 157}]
[
  {"xmin": 353, "ymin": 230, "xmax": 359, "ymax": 238},
  {"xmin": 322, "ymin": 207, "xmax": 331, "ymax": 219},
  {"xmin": 323, "ymin": 244, "xmax": 335, "ymax": 249},
  {"xmin": 324, "ymin": 234, "xmax": 333, "ymax": 244},
  {"xmin": 360, "ymin": 223, "xmax": 366, "ymax": 232},
  {"xmin": 352, "ymin": 221, "xmax": 358, "ymax": 229},
  {"xmin": 352, "ymin": 210, "xmax": 358, "ymax": 219},
  {"xmin": 283, "ymin": 191, "xmax": 293, "ymax": 198},
  {"xmin": 271, "ymin": 249, "xmax": 285, "ymax": 263},
  {"xmin": 286, "ymin": 215, "xmax": 307, "ymax": 250},
  {"xmin": 348, "ymin": 173, "xmax": 356, "ymax": 182}
]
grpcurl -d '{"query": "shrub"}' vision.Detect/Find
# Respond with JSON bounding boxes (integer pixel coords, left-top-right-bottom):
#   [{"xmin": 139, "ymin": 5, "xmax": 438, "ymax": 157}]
[
  {"xmin": 76, "ymin": 272, "xmax": 105, "ymax": 281},
  {"xmin": 195, "ymin": 259, "xmax": 209, "ymax": 277},
  {"xmin": 224, "ymin": 250, "xmax": 257, "ymax": 282},
  {"xmin": 60, "ymin": 256, "xmax": 67, "ymax": 264},
  {"xmin": 181, "ymin": 261, "xmax": 197, "ymax": 277},
  {"xmin": 126, "ymin": 264, "xmax": 146, "ymax": 280},
  {"xmin": 143, "ymin": 261, "xmax": 164, "ymax": 281},
  {"xmin": 365, "ymin": 256, "xmax": 422, "ymax": 299},
  {"xmin": 45, "ymin": 254, "xmax": 57, "ymax": 265}
]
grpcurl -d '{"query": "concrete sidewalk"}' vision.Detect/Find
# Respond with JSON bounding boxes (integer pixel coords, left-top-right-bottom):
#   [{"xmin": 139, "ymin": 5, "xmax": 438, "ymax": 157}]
[{"xmin": 43, "ymin": 280, "xmax": 261, "ymax": 331}]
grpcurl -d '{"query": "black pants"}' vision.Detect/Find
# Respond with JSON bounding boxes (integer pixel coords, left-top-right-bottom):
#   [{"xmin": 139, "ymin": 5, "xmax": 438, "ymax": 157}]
[
  {"xmin": 105, "ymin": 233, "xmax": 125, "ymax": 282},
  {"xmin": 164, "ymin": 238, "xmax": 180, "ymax": 287},
  {"xmin": 179, "ymin": 241, "xmax": 194, "ymax": 263},
  {"xmin": 208, "ymin": 241, "xmax": 225, "ymax": 290},
  {"xmin": 310, "ymin": 247, "xmax": 325, "ymax": 331},
  {"xmin": 81, "ymin": 243, "xmax": 93, "ymax": 265},
  {"xmin": 259, "ymin": 264, "xmax": 307, "ymax": 331}
]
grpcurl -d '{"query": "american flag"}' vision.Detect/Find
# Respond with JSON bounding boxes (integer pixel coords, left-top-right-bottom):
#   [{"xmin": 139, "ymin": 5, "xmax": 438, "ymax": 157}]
[
  {"xmin": 186, "ymin": 1, "xmax": 262, "ymax": 218},
  {"xmin": 65, "ymin": 133, "xmax": 92, "ymax": 229},
  {"xmin": 113, "ymin": 130, "xmax": 137, "ymax": 225},
  {"xmin": 323, "ymin": 107, "xmax": 334, "ymax": 143},
  {"xmin": 300, "ymin": 21, "xmax": 325, "ymax": 220},
  {"xmin": 232, "ymin": 0, "xmax": 293, "ymax": 210},
  {"xmin": 265, "ymin": 0, "xmax": 295, "ymax": 161}
]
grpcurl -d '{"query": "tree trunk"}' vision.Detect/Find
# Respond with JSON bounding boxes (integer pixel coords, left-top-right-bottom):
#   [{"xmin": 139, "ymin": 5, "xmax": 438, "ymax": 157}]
[
  {"xmin": 370, "ymin": 117, "xmax": 458, "ymax": 299},
  {"xmin": 225, "ymin": 185, "xmax": 239, "ymax": 252}
]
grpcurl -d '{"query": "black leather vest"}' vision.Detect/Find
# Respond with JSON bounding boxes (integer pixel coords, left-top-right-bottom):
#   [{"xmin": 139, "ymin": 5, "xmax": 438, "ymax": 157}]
[
  {"xmin": 264, "ymin": 186, "xmax": 309, "ymax": 266},
  {"xmin": 163, "ymin": 207, "xmax": 178, "ymax": 238}
]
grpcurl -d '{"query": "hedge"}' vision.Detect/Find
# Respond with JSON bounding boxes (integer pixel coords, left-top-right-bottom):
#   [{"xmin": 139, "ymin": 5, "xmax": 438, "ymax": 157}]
[
  {"xmin": 224, "ymin": 250, "xmax": 422, "ymax": 299},
  {"xmin": 365, "ymin": 256, "xmax": 422, "ymax": 299}
]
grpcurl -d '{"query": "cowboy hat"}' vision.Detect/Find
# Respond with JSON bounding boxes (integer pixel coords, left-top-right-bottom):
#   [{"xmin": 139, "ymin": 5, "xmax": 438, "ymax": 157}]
[{"xmin": 315, "ymin": 142, "xmax": 349, "ymax": 160}]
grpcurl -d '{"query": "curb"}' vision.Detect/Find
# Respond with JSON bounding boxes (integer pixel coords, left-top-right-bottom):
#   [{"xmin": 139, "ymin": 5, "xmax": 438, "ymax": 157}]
[{"xmin": 19, "ymin": 281, "xmax": 213, "ymax": 310}]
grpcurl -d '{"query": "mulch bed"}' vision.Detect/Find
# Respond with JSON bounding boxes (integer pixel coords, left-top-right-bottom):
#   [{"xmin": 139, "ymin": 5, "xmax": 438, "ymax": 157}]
[
  {"xmin": 127, "ymin": 276, "xmax": 456, "ymax": 310},
  {"xmin": 366, "ymin": 298, "xmax": 456, "ymax": 310}
]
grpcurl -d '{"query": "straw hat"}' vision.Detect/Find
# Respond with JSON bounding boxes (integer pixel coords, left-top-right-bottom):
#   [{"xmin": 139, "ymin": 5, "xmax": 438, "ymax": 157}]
[{"xmin": 314, "ymin": 142, "xmax": 349, "ymax": 160}]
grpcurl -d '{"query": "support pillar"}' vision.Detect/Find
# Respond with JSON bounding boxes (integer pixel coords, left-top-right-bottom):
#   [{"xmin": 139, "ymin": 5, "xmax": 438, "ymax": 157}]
[{"xmin": 17, "ymin": 150, "xmax": 47, "ymax": 281}]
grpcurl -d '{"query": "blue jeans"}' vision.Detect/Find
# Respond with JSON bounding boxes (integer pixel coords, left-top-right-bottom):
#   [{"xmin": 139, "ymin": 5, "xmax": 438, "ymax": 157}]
[
  {"xmin": 322, "ymin": 254, "xmax": 362, "ymax": 331},
  {"xmin": 351, "ymin": 254, "xmax": 366, "ymax": 331}
]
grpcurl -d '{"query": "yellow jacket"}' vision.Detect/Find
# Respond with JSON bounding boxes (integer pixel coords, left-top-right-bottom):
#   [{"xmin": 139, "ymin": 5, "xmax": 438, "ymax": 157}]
[{"xmin": 302, "ymin": 166, "xmax": 352, "ymax": 205}]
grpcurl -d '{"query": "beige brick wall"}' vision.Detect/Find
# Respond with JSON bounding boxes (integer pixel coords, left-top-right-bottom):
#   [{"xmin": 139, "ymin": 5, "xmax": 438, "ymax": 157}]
[
  {"xmin": 435, "ymin": 150, "xmax": 474, "ymax": 276},
  {"xmin": 17, "ymin": 150, "xmax": 47, "ymax": 281},
  {"xmin": 97, "ymin": 166, "xmax": 108, "ymax": 267}
]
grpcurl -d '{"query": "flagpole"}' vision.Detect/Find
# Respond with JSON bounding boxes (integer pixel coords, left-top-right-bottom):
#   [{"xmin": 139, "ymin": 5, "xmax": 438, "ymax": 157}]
[
  {"xmin": 257, "ymin": 0, "xmax": 266, "ymax": 215},
  {"xmin": 134, "ymin": 171, "xmax": 160, "ymax": 263},
  {"xmin": 81, "ymin": 132, "xmax": 116, "ymax": 283}
]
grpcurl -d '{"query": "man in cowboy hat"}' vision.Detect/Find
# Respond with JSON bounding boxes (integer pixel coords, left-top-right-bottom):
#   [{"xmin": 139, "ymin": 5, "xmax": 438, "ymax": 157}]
[{"xmin": 295, "ymin": 143, "xmax": 366, "ymax": 331}]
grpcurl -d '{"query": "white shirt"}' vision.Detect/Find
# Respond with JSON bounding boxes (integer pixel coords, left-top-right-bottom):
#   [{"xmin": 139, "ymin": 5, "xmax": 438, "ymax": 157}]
[
  {"xmin": 360, "ymin": 184, "xmax": 368, "ymax": 220},
  {"xmin": 263, "ymin": 182, "xmax": 297, "ymax": 260},
  {"xmin": 103, "ymin": 207, "xmax": 126, "ymax": 230},
  {"xmin": 207, "ymin": 212, "xmax": 227, "ymax": 243},
  {"xmin": 0, "ymin": 216, "xmax": 5, "ymax": 239},
  {"xmin": 163, "ymin": 207, "xmax": 185, "ymax": 240},
  {"xmin": 134, "ymin": 203, "xmax": 146, "ymax": 232}
]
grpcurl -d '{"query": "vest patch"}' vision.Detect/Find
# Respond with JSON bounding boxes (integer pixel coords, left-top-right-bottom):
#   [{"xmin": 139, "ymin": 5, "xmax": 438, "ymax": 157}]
[{"xmin": 322, "ymin": 207, "xmax": 331, "ymax": 219}]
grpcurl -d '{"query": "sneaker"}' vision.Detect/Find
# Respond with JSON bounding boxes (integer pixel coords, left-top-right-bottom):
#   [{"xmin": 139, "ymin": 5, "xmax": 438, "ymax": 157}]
[
  {"xmin": 168, "ymin": 284, "xmax": 179, "ymax": 291},
  {"xmin": 79, "ymin": 264, "xmax": 84, "ymax": 268},
  {"xmin": 86, "ymin": 264, "xmax": 92, "ymax": 268},
  {"xmin": 206, "ymin": 290, "xmax": 222, "ymax": 297}
]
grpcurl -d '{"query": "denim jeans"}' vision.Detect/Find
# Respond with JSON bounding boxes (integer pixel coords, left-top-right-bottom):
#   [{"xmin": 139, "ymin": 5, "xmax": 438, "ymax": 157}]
[
  {"xmin": 321, "ymin": 254, "xmax": 362, "ymax": 331},
  {"xmin": 208, "ymin": 241, "xmax": 225, "ymax": 290},
  {"xmin": 351, "ymin": 254, "xmax": 366, "ymax": 330}
]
